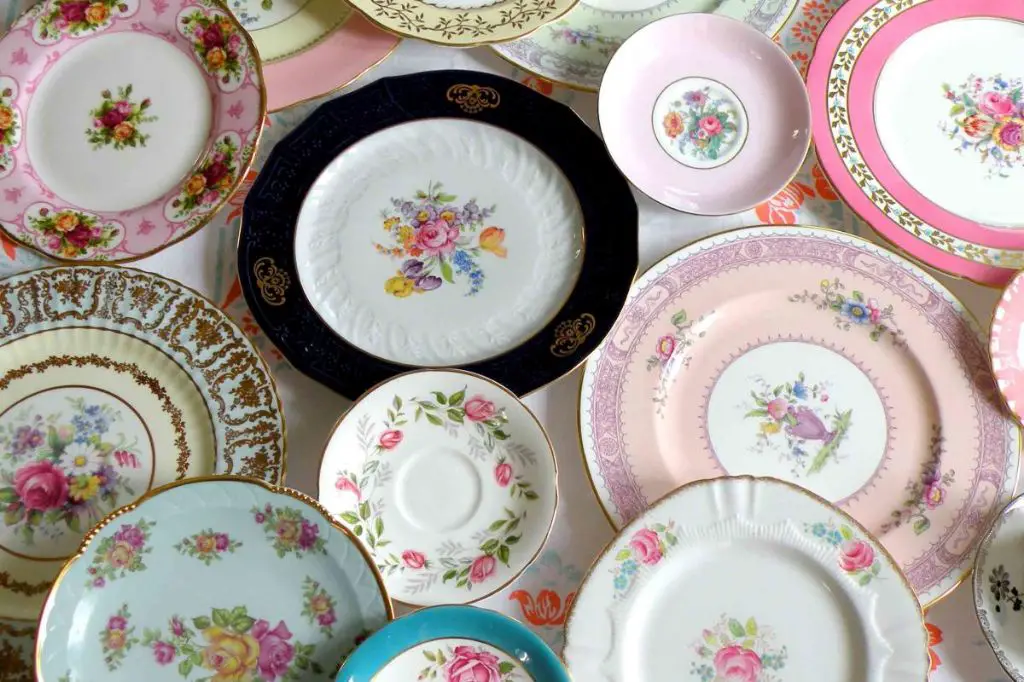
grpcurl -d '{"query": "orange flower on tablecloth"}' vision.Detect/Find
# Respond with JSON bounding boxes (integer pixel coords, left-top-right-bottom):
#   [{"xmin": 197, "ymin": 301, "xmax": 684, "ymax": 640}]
[
  {"xmin": 520, "ymin": 75, "xmax": 554, "ymax": 96},
  {"xmin": 509, "ymin": 589, "xmax": 575, "ymax": 626},
  {"xmin": 811, "ymin": 163, "xmax": 838, "ymax": 201},
  {"xmin": 926, "ymin": 622, "xmax": 943, "ymax": 672},
  {"xmin": 755, "ymin": 180, "xmax": 815, "ymax": 224},
  {"xmin": 225, "ymin": 168, "xmax": 258, "ymax": 224},
  {"xmin": 0, "ymin": 232, "xmax": 16, "ymax": 260}
]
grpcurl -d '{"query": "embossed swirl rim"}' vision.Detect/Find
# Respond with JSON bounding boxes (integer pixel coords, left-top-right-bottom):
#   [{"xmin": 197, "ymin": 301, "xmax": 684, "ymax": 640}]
[
  {"xmin": 562, "ymin": 475, "xmax": 928, "ymax": 677},
  {"xmin": 820, "ymin": 0, "xmax": 1024, "ymax": 268},
  {"xmin": 34, "ymin": 474, "xmax": 395, "ymax": 678},
  {"xmin": 575, "ymin": 223, "xmax": 1021, "ymax": 609},
  {"xmin": 314, "ymin": 366, "xmax": 559, "ymax": 608},
  {"xmin": 0, "ymin": 264, "xmax": 288, "ymax": 485}
]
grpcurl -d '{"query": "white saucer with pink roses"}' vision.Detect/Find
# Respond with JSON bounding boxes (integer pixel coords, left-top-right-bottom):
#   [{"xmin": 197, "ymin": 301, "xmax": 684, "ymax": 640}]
[{"xmin": 317, "ymin": 369, "xmax": 557, "ymax": 607}]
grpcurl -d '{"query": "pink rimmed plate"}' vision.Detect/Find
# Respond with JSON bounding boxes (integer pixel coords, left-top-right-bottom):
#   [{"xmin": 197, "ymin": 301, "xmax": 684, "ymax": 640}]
[
  {"xmin": 597, "ymin": 13, "xmax": 810, "ymax": 215},
  {"xmin": 578, "ymin": 225, "xmax": 1020, "ymax": 606},
  {"xmin": 808, "ymin": 0, "xmax": 1024, "ymax": 285},
  {"xmin": 991, "ymin": 270, "xmax": 1024, "ymax": 422},
  {"xmin": 0, "ymin": 0, "xmax": 264, "ymax": 262}
]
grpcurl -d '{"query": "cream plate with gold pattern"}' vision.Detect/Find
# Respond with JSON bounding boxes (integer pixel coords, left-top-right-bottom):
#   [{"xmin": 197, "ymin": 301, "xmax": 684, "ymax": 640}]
[{"xmin": 0, "ymin": 266, "xmax": 285, "ymax": 621}]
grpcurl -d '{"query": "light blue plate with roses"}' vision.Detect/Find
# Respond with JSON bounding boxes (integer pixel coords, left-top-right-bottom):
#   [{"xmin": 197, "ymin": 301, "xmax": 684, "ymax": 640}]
[{"xmin": 36, "ymin": 477, "xmax": 392, "ymax": 682}]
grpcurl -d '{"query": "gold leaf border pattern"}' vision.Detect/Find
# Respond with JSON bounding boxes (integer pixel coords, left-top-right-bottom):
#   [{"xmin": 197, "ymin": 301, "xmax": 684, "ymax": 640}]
[
  {"xmin": 364, "ymin": 0, "xmax": 563, "ymax": 44},
  {"xmin": 446, "ymin": 84, "xmax": 501, "ymax": 113},
  {"xmin": 825, "ymin": 0, "xmax": 1024, "ymax": 267},
  {"xmin": 551, "ymin": 313, "xmax": 595, "ymax": 357}
]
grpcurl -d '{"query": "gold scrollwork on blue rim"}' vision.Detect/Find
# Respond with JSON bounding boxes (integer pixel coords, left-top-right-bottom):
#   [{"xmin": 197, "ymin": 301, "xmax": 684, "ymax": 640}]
[
  {"xmin": 446, "ymin": 85, "xmax": 501, "ymax": 114},
  {"xmin": 253, "ymin": 257, "xmax": 291, "ymax": 307},
  {"xmin": 551, "ymin": 313, "xmax": 595, "ymax": 357}
]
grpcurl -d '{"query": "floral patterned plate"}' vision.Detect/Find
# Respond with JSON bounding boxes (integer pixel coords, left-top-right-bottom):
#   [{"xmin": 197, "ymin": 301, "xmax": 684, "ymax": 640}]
[
  {"xmin": 317, "ymin": 370, "xmax": 557, "ymax": 607},
  {"xmin": 0, "ymin": 0, "xmax": 263, "ymax": 262},
  {"xmin": 337, "ymin": 604, "xmax": 570, "ymax": 682},
  {"xmin": 598, "ymin": 14, "xmax": 811, "ymax": 214},
  {"xmin": 240, "ymin": 69, "xmax": 638, "ymax": 399},
  {"xmin": 36, "ymin": 476, "xmax": 392, "ymax": 682},
  {"xmin": 0, "ymin": 266, "xmax": 285, "ymax": 621},
  {"xmin": 808, "ymin": 0, "xmax": 1024, "ymax": 285},
  {"xmin": 578, "ymin": 225, "xmax": 1020, "ymax": 607},
  {"xmin": 492, "ymin": 0, "xmax": 798, "ymax": 92},
  {"xmin": 974, "ymin": 491, "xmax": 1024, "ymax": 681},
  {"xmin": 564, "ymin": 476, "xmax": 928, "ymax": 682}
]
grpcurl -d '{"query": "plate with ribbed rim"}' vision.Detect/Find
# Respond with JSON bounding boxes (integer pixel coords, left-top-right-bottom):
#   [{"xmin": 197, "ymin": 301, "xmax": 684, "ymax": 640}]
[
  {"xmin": 564, "ymin": 476, "xmax": 928, "ymax": 682},
  {"xmin": 239, "ymin": 69, "xmax": 638, "ymax": 400},
  {"xmin": 0, "ymin": 265, "xmax": 285, "ymax": 621},
  {"xmin": 317, "ymin": 369, "xmax": 557, "ymax": 607},
  {"xmin": 578, "ymin": 225, "xmax": 1020, "ymax": 607},
  {"xmin": 975, "ymin": 492, "xmax": 1024, "ymax": 681},
  {"xmin": 492, "ymin": 0, "xmax": 798, "ymax": 92},
  {"xmin": 0, "ymin": 0, "xmax": 264, "ymax": 262},
  {"xmin": 36, "ymin": 476, "xmax": 392, "ymax": 682},
  {"xmin": 990, "ymin": 269, "xmax": 1024, "ymax": 423},
  {"xmin": 337, "ymin": 604, "xmax": 570, "ymax": 682},
  {"xmin": 808, "ymin": 0, "xmax": 1024, "ymax": 285}
]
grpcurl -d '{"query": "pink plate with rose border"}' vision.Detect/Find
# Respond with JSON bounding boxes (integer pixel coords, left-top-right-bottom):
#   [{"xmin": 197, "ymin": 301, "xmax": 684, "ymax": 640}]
[
  {"xmin": 564, "ymin": 476, "xmax": 929, "ymax": 682},
  {"xmin": 317, "ymin": 369, "xmax": 558, "ymax": 608},
  {"xmin": 0, "ymin": 0, "xmax": 264, "ymax": 262},
  {"xmin": 578, "ymin": 225, "xmax": 1020, "ymax": 607},
  {"xmin": 808, "ymin": 0, "xmax": 1024, "ymax": 285},
  {"xmin": 36, "ymin": 476, "xmax": 393, "ymax": 682}
]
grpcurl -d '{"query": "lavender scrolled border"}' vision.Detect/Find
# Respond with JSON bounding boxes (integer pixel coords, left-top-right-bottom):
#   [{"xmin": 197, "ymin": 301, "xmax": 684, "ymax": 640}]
[{"xmin": 579, "ymin": 226, "xmax": 1020, "ymax": 604}]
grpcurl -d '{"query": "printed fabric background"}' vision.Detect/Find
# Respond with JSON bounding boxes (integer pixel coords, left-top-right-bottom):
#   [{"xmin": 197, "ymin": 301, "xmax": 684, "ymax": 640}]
[{"xmin": 0, "ymin": 0, "xmax": 1013, "ymax": 679}]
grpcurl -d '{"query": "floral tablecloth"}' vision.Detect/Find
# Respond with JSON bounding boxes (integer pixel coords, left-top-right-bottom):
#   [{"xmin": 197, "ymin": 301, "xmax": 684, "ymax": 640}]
[{"xmin": 0, "ymin": 0, "xmax": 1013, "ymax": 679}]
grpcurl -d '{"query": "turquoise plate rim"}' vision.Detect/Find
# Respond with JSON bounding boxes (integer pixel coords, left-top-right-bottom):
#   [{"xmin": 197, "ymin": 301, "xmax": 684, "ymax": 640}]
[{"xmin": 336, "ymin": 604, "xmax": 570, "ymax": 681}]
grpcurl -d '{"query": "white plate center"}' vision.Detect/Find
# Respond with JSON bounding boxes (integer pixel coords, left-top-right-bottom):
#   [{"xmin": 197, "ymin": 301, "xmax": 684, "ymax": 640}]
[
  {"xmin": 27, "ymin": 32, "xmax": 212, "ymax": 213},
  {"xmin": 394, "ymin": 448, "xmax": 482, "ymax": 532},
  {"xmin": 705, "ymin": 341, "xmax": 887, "ymax": 501},
  {"xmin": 874, "ymin": 17, "xmax": 1024, "ymax": 227},
  {"xmin": 226, "ymin": 0, "xmax": 312, "ymax": 30},
  {"xmin": 373, "ymin": 637, "xmax": 534, "ymax": 681},
  {"xmin": 651, "ymin": 76, "xmax": 748, "ymax": 170},
  {"xmin": 294, "ymin": 119, "xmax": 584, "ymax": 367}
]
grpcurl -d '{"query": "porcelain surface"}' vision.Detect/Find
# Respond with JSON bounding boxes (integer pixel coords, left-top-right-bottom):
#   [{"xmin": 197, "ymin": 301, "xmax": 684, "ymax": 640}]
[{"xmin": 975, "ymin": 492, "xmax": 1024, "ymax": 681}]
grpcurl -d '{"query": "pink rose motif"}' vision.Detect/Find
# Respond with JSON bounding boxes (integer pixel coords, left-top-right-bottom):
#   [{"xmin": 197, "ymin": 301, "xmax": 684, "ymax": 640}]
[
  {"xmin": 107, "ymin": 616, "xmax": 127, "ymax": 631},
  {"xmin": 201, "ymin": 189, "xmax": 220, "ymax": 205},
  {"xmin": 699, "ymin": 115, "xmax": 724, "ymax": 137},
  {"xmin": 47, "ymin": 236, "xmax": 62, "ymax": 250},
  {"xmin": 445, "ymin": 645, "xmax": 502, "ymax": 682},
  {"xmin": 100, "ymin": 109, "xmax": 126, "ymax": 129},
  {"xmin": 65, "ymin": 225, "xmax": 93, "ymax": 248},
  {"xmin": 867, "ymin": 298, "xmax": 881, "ymax": 324},
  {"xmin": 113, "ymin": 450, "xmax": 139, "ymax": 468},
  {"xmin": 203, "ymin": 161, "xmax": 229, "ymax": 185},
  {"xmin": 923, "ymin": 483, "xmax": 944, "ymax": 510},
  {"xmin": 252, "ymin": 619, "xmax": 295, "ymax": 682},
  {"xmin": 838, "ymin": 538, "xmax": 875, "ymax": 572},
  {"xmin": 378, "ymin": 429, "xmax": 403, "ymax": 450},
  {"xmin": 170, "ymin": 617, "xmax": 185, "ymax": 637},
  {"xmin": 402, "ymin": 550, "xmax": 427, "ymax": 569},
  {"xmin": 980, "ymin": 91, "xmax": 1015, "ymax": 118},
  {"xmin": 60, "ymin": 1, "xmax": 89, "ymax": 23},
  {"xmin": 494, "ymin": 462, "xmax": 512, "ymax": 487},
  {"xmin": 714, "ymin": 645, "xmax": 763, "ymax": 682},
  {"xmin": 998, "ymin": 120, "xmax": 1023, "ymax": 150},
  {"xmin": 13, "ymin": 460, "xmax": 69, "ymax": 511},
  {"xmin": 214, "ymin": 533, "xmax": 229, "ymax": 551},
  {"xmin": 464, "ymin": 396, "xmax": 496, "ymax": 422},
  {"xmin": 200, "ymin": 24, "xmax": 225, "ymax": 49},
  {"xmin": 655, "ymin": 335, "xmax": 675, "ymax": 361},
  {"xmin": 317, "ymin": 610, "xmax": 336, "ymax": 628},
  {"xmin": 415, "ymin": 219, "xmax": 460, "ymax": 256},
  {"xmin": 628, "ymin": 528, "xmax": 662, "ymax": 565},
  {"xmin": 334, "ymin": 477, "xmax": 362, "ymax": 500},
  {"xmin": 228, "ymin": 33, "xmax": 242, "ymax": 49},
  {"xmin": 152, "ymin": 640, "xmax": 176, "ymax": 665},
  {"xmin": 113, "ymin": 100, "xmax": 132, "ymax": 116},
  {"xmin": 469, "ymin": 555, "xmax": 496, "ymax": 584},
  {"xmin": 298, "ymin": 520, "xmax": 319, "ymax": 550},
  {"xmin": 765, "ymin": 398, "xmax": 789, "ymax": 421},
  {"xmin": 93, "ymin": 577, "xmax": 105, "ymax": 588},
  {"xmin": 114, "ymin": 524, "xmax": 146, "ymax": 549}
]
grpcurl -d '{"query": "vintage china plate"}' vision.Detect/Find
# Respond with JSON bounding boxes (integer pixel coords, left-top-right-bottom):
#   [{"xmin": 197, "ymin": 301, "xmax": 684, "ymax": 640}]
[
  {"xmin": 0, "ymin": 0, "xmax": 263, "ymax": 262},
  {"xmin": 338, "ymin": 604, "xmax": 570, "ymax": 681},
  {"xmin": 808, "ymin": 0, "xmax": 1024, "ymax": 285},
  {"xmin": 0, "ymin": 266, "xmax": 285, "ymax": 621},
  {"xmin": 579, "ymin": 226, "xmax": 1020, "ymax": 606},
  {"xmin": 991, "ymin": 270, "xmax": 1024, "ymax": 422},
  {"xmin": 598, "ymin": 14, "xmax": 810, "ymax": 215},
  {"xmin": 36, "ymin": 477, "xmax": 392, "ymax": 682},
  {"xmin": 975, "ymin": 492, "xmax": 1024, "ymax": 681},
  {"xmin": 564, "ymin": 476, "xmax": 928, "ymax": 682},
  {"xmin": 223, "ymin": 0, "xmax": 398, "ymax": 111},
  {"xmin": 0, "ymin": 617, "xmax": 35, "ymax": 681},
  {"xmin": 318, "ymin": 370, "xmax": 557, "ymax": 607},
  {"xmin": 240, "ymin": 69, "xmax": 638, "ymax": 399},
  {"xmin": 343, "ymin": 0, "xmax": 576, "ymax": 46},
  {"xmin": 493, "ymin": 0, "xmax": 798, "ymax": 92}
]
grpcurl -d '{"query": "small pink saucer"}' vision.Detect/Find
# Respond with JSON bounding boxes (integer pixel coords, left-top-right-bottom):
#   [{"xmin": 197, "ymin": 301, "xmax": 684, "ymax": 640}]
[
  {"xmin": 598, "ymin": 13, "xmax": 810, "ymax": 215},
  {"xmin": 992, "ymin": 270, "xmax": 1024, "ymax": 421}
]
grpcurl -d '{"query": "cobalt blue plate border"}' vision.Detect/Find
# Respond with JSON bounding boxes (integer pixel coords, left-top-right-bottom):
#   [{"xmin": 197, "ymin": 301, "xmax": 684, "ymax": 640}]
[
  {"xmin": 239, "ymin": 69, "xmax": 638, "ymax": 400},
  {"xmin": 336, "ymin": 605, "xmax": 570, "ymax": 681}
]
